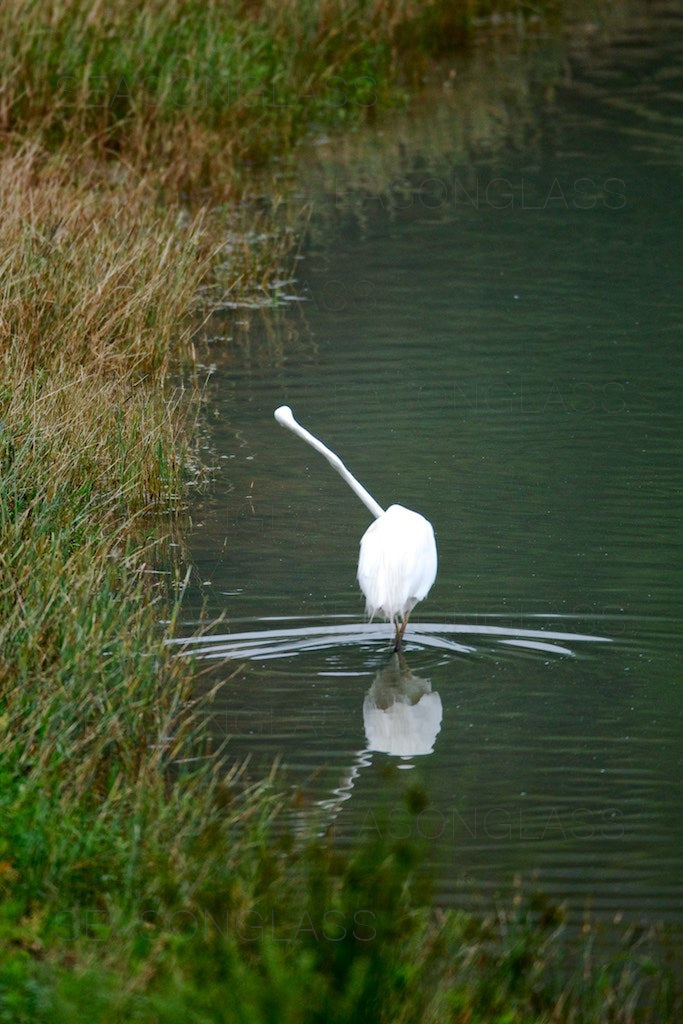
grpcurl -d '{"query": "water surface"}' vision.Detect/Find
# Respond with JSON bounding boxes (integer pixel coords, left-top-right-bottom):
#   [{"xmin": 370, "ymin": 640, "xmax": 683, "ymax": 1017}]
[{"xmin": 174, "ymin": 2, "xmax": 682, "ymax": 942}]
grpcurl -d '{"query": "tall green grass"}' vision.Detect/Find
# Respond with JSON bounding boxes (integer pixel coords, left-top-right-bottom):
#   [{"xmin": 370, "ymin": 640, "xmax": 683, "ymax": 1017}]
[
  {"xmin": 0, "ymin": 808, "xmax": 677, "ymax": 1023},
  {"xmin": 1, "ymin": 0, "xmax": 558, "ymax": 188}
]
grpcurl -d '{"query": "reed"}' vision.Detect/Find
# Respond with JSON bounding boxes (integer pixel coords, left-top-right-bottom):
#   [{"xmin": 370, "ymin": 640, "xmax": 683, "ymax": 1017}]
[{"xmin": 0, "ymin": 0, "xmax": 557, "ymax": 189}]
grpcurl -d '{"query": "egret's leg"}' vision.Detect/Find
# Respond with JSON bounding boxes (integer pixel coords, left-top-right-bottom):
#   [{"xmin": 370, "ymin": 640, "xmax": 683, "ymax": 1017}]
[{"xmin": 394, "ymin": 613, "xmax": 410, "ymax": 651}]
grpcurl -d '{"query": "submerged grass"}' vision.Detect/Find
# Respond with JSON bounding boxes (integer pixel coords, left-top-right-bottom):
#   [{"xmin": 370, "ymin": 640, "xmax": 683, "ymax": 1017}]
[{"xmin": 1, "ymin": 1, "xmax": 679, "ymax": 1020}]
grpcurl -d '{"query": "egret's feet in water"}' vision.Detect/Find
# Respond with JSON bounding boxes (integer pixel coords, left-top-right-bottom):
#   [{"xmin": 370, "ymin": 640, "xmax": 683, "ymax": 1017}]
[{"xmin": 393, "ymin": 614, "xmax": 410, "ymax": 651}]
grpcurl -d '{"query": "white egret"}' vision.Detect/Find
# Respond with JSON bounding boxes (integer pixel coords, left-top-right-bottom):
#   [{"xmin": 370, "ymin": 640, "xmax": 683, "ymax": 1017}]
[{"xmin": 274, "ymin": 406, "xmax": 437, "ymax": 648}]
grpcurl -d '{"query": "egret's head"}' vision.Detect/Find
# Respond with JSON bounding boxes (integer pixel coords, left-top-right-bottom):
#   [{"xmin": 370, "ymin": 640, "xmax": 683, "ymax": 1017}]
[{"xmin": 274, "ymin": 405, "xmax": 295, "ymax": 428}]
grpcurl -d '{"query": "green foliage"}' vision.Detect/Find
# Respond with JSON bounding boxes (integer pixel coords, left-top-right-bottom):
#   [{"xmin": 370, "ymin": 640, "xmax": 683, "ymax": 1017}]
[
  {"xmin": 0, "ymin": 824, "xmax": 677, "ymax": 1024},
  {"xmin": 0, "ymin": 0, "xmax": 561, "ymax": 186}
]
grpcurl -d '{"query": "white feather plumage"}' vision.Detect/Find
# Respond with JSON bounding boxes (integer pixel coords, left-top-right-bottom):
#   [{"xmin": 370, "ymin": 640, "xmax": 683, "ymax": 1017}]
[{"xmin": 357, "ymin": 504, "xmax": 437, "ymax": 622}]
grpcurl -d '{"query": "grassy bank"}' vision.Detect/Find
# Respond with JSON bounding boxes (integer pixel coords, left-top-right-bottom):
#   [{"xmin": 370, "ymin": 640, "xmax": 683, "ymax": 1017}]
[
  {"xmin": 1, "ymin": 1, "xmax": 679, "ymax": 1021},
  {"xmin": 1, "ymin": 0, "xmax": 562, "ymax": 191}
]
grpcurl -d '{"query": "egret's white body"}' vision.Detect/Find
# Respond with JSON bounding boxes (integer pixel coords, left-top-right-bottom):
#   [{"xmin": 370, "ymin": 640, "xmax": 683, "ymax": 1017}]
[
  {"xmin": 358, "ymin": 505, "xmax": 437, "ymax": 623},
  {"xmin": 274, "ymin": 406, "xmax": 437, "ymax": 647}
]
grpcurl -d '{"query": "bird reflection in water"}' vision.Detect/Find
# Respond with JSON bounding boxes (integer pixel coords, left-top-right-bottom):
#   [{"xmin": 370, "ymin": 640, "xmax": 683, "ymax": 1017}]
[
  {"xmin": 363, "ymin": 652, "xmax": 442, "ymax": 758},
  {"xmin": 316, "ymin": 652, "xmax": 442, "ymax": 829}
]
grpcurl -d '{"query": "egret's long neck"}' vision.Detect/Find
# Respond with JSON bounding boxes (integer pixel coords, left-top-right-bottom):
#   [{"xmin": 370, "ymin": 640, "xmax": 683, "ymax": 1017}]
[{"xmin": 274, "ymin": 407, "xmax": 384, "ymax": 520}]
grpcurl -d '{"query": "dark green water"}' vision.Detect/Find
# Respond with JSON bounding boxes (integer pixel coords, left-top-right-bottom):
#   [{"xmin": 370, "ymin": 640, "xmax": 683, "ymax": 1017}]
[{"xmin": 173, "ymin": 3, "xmax": 682, "ymax": 938}]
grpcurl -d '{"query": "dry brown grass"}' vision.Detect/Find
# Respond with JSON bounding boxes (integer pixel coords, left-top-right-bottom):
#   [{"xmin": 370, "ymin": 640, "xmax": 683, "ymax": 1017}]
[
  {"xmin": 0, "ymin": 145, "xmax": 299, "ymax": 513},
  {"xmin": 0, "ymin": 146, "xmax": 210, "ymax": 377}
]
